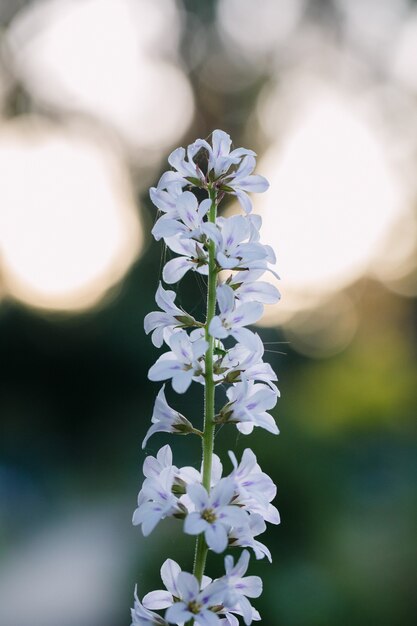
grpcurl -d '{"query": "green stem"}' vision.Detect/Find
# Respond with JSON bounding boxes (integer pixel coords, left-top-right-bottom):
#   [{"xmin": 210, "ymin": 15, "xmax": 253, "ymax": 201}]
[{"xmin": 192, "ymin": 186, "xmax": 218, "ymax": 586}]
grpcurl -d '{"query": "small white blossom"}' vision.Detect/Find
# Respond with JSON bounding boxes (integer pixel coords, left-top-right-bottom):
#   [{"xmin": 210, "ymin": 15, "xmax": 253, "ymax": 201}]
[
  {"xmin": 131, "ymin": 587, "xmax": 168, "ymax": 625},
  {"xmin": 209, "ymin": 284, "xmax": 263, "ymax": 346},
  {"xmin": 229, "ymin": 449, "xmax": 280, "ymax": 525},
  {"xmin": 142, "ymin": 444, "xmax": 176, "ymax": 479},
  {"xmin": 224, "ymin": 155, "xmax": 269, "ymax": 214},
  {"xmin": 133, "ymin": 465, "xmax": 184, "ymax": 536},
  {"xmin": 143, "ymin": 558, "xmax": 212, "ymax": 612},
  {"xmin": 162, "ymin": 237, "xmax": 208, "ymax": 284},
  {"xmin": 192, "ymin": 129, "xmax": 256, "ymax": 179},
  {"xmin": 149, "ymin": 180, "xmax": 185, "ymax": 216},
  {"xmin": 144, "ymin": 283, "xmax": 197, "ymax": 348},
  {"xmin": 221, "ymin": 550, "xmax": 262, "ymax": 626},
  {"xmin": 184, "ymin": 478, "xmax": 248, "ymax": 553},
  {"xmin": 148, "ymin": 330, "xmax": 208, "ymax": 393},
  {"xmin": 219, "ymin": 380, "xmax": 279, "ymax": 435},
  {"xmin": 221, "ymin": 333, "xmax": 278, "ymax": 390},
  {"xmin": 165, "ymin": 572, "xmax": 226, "ymax": 626},
  {"xmin": 204, "ymin": 215, "xmax": 271, "ymax": 272},
  {"xmin": 142, "ymin": 386, "xmax": 195, "ymax": 448},
  {"xmin": 228, "ymin": 269, "xmax": 281, "ymax": 305},
  {"xmin": 229, "ymin": 513, "xmax": 272, "ymax": 562},
  {"xmin": 152, "ymin": 191, "xmax": 211, "ymax": 242}
]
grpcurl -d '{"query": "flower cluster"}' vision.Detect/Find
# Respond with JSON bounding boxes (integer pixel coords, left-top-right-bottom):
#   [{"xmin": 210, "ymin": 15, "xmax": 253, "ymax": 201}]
[{"xmin": 131, "ymin": 130, "xmax": 280, "ymax": 625}]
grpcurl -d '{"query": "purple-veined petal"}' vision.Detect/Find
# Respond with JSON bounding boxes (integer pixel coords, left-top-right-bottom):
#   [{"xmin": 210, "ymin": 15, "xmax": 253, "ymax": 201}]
[
  {"xmin": 169, "ymin": 330, "xmax": 194, "ymax": 363},
  {"xmin": 238, "ymin": 595, "xmax": 254, "ymax": 625},
  {"xmin": 165, "ymin": 601, "xmax": 192, "ymax": 624},
  {"xmin": 184, "ymin": 512, "xmax": 208, "ymax": 535},
  {"xmin": 230, "ymin": 327, "xmax": 257, "ymax": 347},
  {"xmin": 187, "ymin": 483, "xmax": 209, "ymax": 509},
  {"xmin": 219, "ymin": 505, "xmax": 248, "ymax": 528},
  {"xmin": 208, "ymin": 316, "xmax": 229, "ymax": 339},
  {"xmin": 236, "ymin": 281, "xmax": 280, "ymax": 304},
  {"xmin": 212, "ymin": 129, "xmax": 232, "ymax": 160},
  {"xmin": 205, "ymin": 523, "xmax": 228, "ymax": 553},
  {"xmin": 236, "ymin": 174, "xmax": 269, "ymax": 193},
  {"xmin": 160, "ymin": 558, "xmax": 182, "ymax": 597},
  {"xmin": 163, "ymin": 257, "xmax": 192, "ymax": 284},
  {"xmin": 230, "ymin": 302, "xmax": 263, "ymax": 328},
  {"xmin": 211, "ymin": 478, "xmax": 235, "ymax": 508},
  {"xmin": 233, "ymin": 155, "xmax": 256, "ymax": 179},
  {"xmin": 216, "ymin": 283, "xmax": 235, "ymax": 316},
  {"xmin": 148, "ymin": 355, "xmax": 182, "ymax": 383},
  {"xmin": 196, "ymin": 610, "xmax": 221, "ymax": 626},
  {"xmin": 176, "ymin": 572, "xmax": 200, "ymax": 602},
  {"xmin": 235, "ymin": 576, "xmax": 262, "ymax": 599}
]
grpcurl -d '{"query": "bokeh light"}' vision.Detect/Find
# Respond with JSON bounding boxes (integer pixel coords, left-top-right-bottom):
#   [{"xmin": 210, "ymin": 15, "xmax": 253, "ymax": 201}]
[
  {"xmin": 4, "ymin": 0, "xmax": 194, "ymax": 157},
  {"xmin": 256, "ymin": 80, "xmax": 416, "ymax": 324},
  {"xmin": 0, "ymin": 117, "xmax": 142, "ymax": 311}
]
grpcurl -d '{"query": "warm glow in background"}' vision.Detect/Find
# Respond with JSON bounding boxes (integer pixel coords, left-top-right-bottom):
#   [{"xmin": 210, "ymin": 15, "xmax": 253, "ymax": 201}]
[{"xmin": 0, "ymin": 2, "xmax": 416, "ymax": 626}]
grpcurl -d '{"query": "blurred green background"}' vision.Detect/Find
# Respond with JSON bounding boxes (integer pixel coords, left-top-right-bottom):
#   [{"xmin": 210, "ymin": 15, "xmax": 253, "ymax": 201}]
[{"xmin": 0, "ymin": 1, "xmax": 416, "ymax": 625}]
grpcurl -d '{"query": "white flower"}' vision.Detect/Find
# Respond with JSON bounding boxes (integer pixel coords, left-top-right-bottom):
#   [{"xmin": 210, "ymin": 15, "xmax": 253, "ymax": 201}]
[
  {"xmin": 209, "ymin": 284, "xmax": 263, "ymax": 346},
  {"xmin": 165, "ymin": 572, "xmax": 226, "ymax": 626},
  {"xmin": 219, "ymin": 380, "xmax": 279, "ymax": 435},
  {"xmin": 184, "ymin": 478, "xmax": 248, "ymax": 553},
  {"xmin": 193, "ymin": 129, "xmax": 256, "ymax": 179},
  {"xmin": 142, "ymin": 444, "xmax": 176, "ymax": 479},
  {"xmin": 148, "ymin": 330, "xmax": 208, "ymax": 393},
  {"xmin": 228, "ymin": 269, "xmax": 281, "ymax": 305},
  {"xmin": 131, "ymin": 587, "xmax": 168, "ymax": 625},
  {"xmin": 133, "ymin": 465, "xmax": 183, "ymax": 536},
  {"xmin": 203, "ymin": 215, "xmax": 276, "ymax": 278},
  {"xmin": 162, "ymin": 237, "xmax": 208, "ymax": 284},
  {"xmin": 144, "ymin": 283, "xmax": 197, "ymax": 348},
  {"xmin": 143, "ymin": 558, "xmax": 212, "ymax": 612},
  {"xmin": 228, "ymin": 449, "xmax": 280, "ymax": 525},
  {"xmin": 221, "ymin": 333, "xmax": 278, "ymax": 390},
  {"xmin": 142, "ymin": 386, "xmax": 195, "ymax": 448},
  {"xmin": 152, "ymin": 191, "xmax": 211, "ymax": 242},
  {"xmin": 221, "ymin": 550, "xmax": 262, "ymax": 626},
  {"xmin": 149, "ymin": 179, "xmax": 185, "ymax": 216},
  {"xmin": 228, "ymin": 513, "xmax": 272, "ymax": 562},
  {"xmin": 224, "ymin": 155, "xmax": 269, "ymax": 214},
  {"xmin": 167, "ymin": 144, "xmax": 206, "ymax": 185}
]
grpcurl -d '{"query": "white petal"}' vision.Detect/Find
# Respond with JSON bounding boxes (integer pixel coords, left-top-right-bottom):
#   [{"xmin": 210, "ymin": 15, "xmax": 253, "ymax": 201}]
[
  {"xmin": 230, "ymin": 302, "xmax": 263, "ymax": 328},
  {"xmin": 217, "ymin": 283, "xmax": 235, "ymax": 316},
  {"xmin": 165, "ymin": 601, "xmax": 191, "ymax": 624},
  {"xmin": 184, "ymin": 512, "xmax": 208, "ymax": 535},
  {"xmin": 142, "ymin": 590, "xmax": 173, "ymax": 610},
  {"xmin": 205, "ymin": 523, "xmax": 228, "ymax": 553},
  {"xmin": 237, "ymin": 175, "xmax": 269, "ymax": 193},
  {"xmin": 172, "ymin": 370, "xmax": 194, "ymax": 394},
  {"xmin": 148, "ymin": 356, "xmax": 182, "ymax": 382},
  {"xmin": 234, "ymin": 190, "xmax": 252, "ymax": 214},
  {"xmin": 163, "ymin": 257, "xmax": 192, "ymax": 284},
  {"xmin": 161, "ymin": 559, "xmax": 182, "ymax": 597},
  {"xmin": 152, "ymin": 217, "xmax": 186, "ymax": 240},
  {"xmin": 209, "ymin": 316, "xmax": 228, "ymax": 339},
  {"xmin": 176, "ymin": 572, "xmax": 200, "ymax": 602},
  {"xmin": 196, "ymin": 610, "xmax": 221, "ymax": 626},
  {"xmin": 239, "ymin": 576, "xmax": 263, "ymax": 598},
  {"xmin": 187, "ymin": 483, "xmax": 209, "ymax": 509},
  {"xmin": 212, "ymin": 129, "xmax": 232, "ymax": 159}
]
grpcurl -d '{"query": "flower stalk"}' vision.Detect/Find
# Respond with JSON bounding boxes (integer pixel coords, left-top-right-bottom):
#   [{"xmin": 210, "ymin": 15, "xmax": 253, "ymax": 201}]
[{"xmin": 131, "ymin": 130, "xmax": 281, "ymax": 626}]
